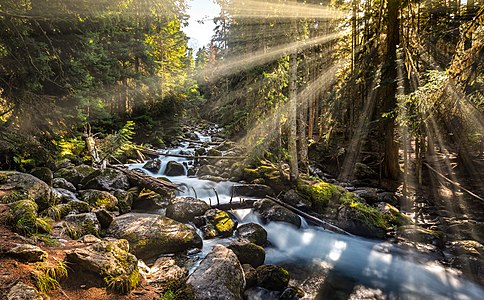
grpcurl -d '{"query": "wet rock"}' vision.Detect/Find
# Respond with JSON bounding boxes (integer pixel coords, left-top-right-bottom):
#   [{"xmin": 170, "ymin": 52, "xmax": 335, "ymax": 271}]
[
  {"xmin": 78, "ymin": 189, "xmax": 118, "ymax": 210},
  {"xmin": 145, "ymin": 257, "xmax": 188, "ymax": 292},
  {"xmin": 377, "ymin": 192, "xmax": 399, "ymax": 206},
  {"xmin": 187, "ymin": 245, "xmax": 245, "ymax": 300},
  {"xmin": 253, "ymin": 199, "xmax": 301, "ymax": 228},
  {"xmin": 30, "ymin": 167, "xmax": 53, "ymax": 187},
  {"xmin": 54, "ymin": 165, "xmax": 97, "ymax": 186},
  {"xmin": 201, "ymin": 223, "xmax": 218, "ymax": 239},
  {"xmin": 108, "ymin": 213, "xmax": 202, "ymax": 259},
  {"xmin": 198, "ymin": 175, "xmax": 225, "ymax": 182},
  {"xmin": 196, "ymin": 165, "xmax": 217, "ymax": 177},
  {"xmin": 52, "ymin": 177, "xmax": 76, "ymax": 192},
  {"xmin": 7, "ymin": 244, "xmax": 47, "ymax": 262},
  {"xmin": 233, "ymin": 184, "xmax": 274, "ymax": 198},
  {"xmin": 65, "ymin": 238, "xmax": 139, "ymax": 294},
  {"xmin": 235, "ymin": 223, "xmax": 267, "ymax": 246},
  {"xmin": 448, "ymin": 240, "xmax": 484, "ymax": 256},
  {"xmin": 7, "ymin": 281, "xmax": 42, "ymax": 300},
  {"xmin": 280, "ymin": 287, "xmax": 304, "ymax": 300},
  {"xmin": 397, "ymin": 225, "xmax": 444, "ymax": 247},
  {"xmin": 132, "ymin": 189, "xmax": 169, "ymax": 212},
  {"xmin": 166, "ymin": 197, "xmax": 210, "ymax": 223},
  {"xmin": 64, "ymin": 212, "xmax": 101, "ymax": 238},
  {"xmin": 242, "ymin": 264, "xmax": 257, "ymax": 288},
  {"xmin": 142, "ymin": 158, "xmax": 162, "ymax": 173},
  {"xmin": 204, "ymin": 209, "xmax": 237, "ymax": 237},
  {"xmin": 244, "ymin": 287, "xmax": 279, "ymax": 300},
  {"xmin": 81, "ymin": 168, "xmax": 129, "ymax": 191},
  {"xmin": 228, "ymin": 241, "xmax": 265, "ymax": 267},
  {"xmin": 282, "ymin": 189, "xmax": 312, "ymax": 210},
  {"xmin": 165, "ymin": 161, "xmax": 185, "ymax": 176},
  {"xmin": 187, "ymin": 168, "xmax": 197, "ymax": 176},
  {"xmin": 348, "ymin": 285, "xmax": 386, "ymax": 300},
  {"xmin": 255, "ymin": 265, "xmax": 290, "ymax": 291},
  {"xmin": 0, "ymin": 171, "xmax": 53, "ymax": 209},
  {"xmin": 334, "ymin": 205, "xmax": 387, "ymax": 239}
]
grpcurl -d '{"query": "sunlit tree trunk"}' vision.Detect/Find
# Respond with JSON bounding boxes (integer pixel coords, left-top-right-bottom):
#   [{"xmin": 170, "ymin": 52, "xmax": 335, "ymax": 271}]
[
  {"xmin": 288, "ymin": 18, "xmax": 299, "ymax": 182},
  {"xmin": 381, "ymin": 0, "xmax": 401, "ymax": 180}
]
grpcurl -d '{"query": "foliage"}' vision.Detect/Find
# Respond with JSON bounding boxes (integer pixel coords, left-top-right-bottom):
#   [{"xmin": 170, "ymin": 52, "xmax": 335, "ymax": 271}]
[
  {"xmin": 8, "ymin": 199, "xmax": 53, "ymax": 236},
  {"xmin": 34, "ymin": 260, "xmax": 68, "ymax": 294}
]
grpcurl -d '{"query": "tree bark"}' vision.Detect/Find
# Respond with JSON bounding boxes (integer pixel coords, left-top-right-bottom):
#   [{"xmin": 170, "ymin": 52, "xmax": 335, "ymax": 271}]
[{"xmin": 288, "ymin": 18, "xmax": 299, "ymax": 182}]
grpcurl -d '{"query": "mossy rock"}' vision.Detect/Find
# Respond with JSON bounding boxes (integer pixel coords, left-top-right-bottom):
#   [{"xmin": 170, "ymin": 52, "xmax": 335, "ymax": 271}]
[
  {"xmin": 235, "ymin": 223, "xmax": 267, "ymax": 246},
  {"xmin": 228, "ymin": 242, "xmax": 265, "ymax": 267},
  {"xmin": 397, "ymin": 225, "xmax": 445, "ymax": 247},
  {"xmin": 78, "ymin": 190, "xmax": 118, "ymax": 211},
  {"xmin": 132, "ymin": 189, "xmax": 169, "ymax": 212},
  {"xmin": 54, "ymin": 165, "xmax": 97, "ymax": 186},
  {"xmin": 166, "ymin": 197, "xmax": 210, "ymax": 223},
  {"xmin": 64, "ymin": 212, "xmax": 101, "ymax": 239},
  {"xmin": 255, "ymin": 265, "xmax": 290, "ymax": 291},
  {"xmin": 0, "ymin": 171, "xmax": 54, "ymax": 210},
  {"xmin": 242, "ymin": 165, "xmax": 289, "ymax": 194},
  {"xmin": 377, "ymin": 202, "xmax": 413, "ymax": 227},
  {"xmin": 8, "ymin": 199, "xmax": 53, "ymax": 236},
  {"xmin": 333, "ymin": 202, "xmax": 388, "ymax": 239},
  {"xmin": 30, "ymin": 167, "xmax": 53, "ymax": 187},
  {"xmin": 204, "ymin": 209, "xmax": 236, "ymax": 238},
  {"xmin": 113, "ymin": 188, "xmax": 137, "ymax": 214},
  {"xmin": 81, "ymin": 168, "xmax": 129, "ymax": 191},
  {"xmin": 65, "ymin": 238, "xmax": 139, "ymax": 294},
  {"xmin": 253, "ymin": 199, "xmax": 301, "ymax": 228},
  {"xmin": 296, "ymin": 179, "xmax": 341, "ymax": 213}
]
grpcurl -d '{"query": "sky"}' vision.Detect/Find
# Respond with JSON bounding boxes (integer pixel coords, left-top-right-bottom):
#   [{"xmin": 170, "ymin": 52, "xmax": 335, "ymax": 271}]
[{"xmin": 183, "ymin": 0, "xmax": 221, "ymax": 51}]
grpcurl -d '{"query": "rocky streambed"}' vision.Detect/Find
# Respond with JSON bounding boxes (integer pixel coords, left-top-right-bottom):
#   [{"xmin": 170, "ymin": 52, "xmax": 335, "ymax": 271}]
[{"xmin": 0, "ymin": 126, "xmax": 483, "ymax": 299}]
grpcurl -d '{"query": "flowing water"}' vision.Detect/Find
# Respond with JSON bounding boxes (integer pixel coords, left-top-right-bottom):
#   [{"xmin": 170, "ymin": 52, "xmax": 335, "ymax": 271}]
[{"xmin": 128, "ymin": 131, "xmax": 484, "ymax": 299}]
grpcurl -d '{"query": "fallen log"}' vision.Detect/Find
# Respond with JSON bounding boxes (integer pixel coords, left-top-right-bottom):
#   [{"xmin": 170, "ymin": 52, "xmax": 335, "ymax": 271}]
[
  {"xmin": 266, "ymin": 196, "xmax": 354, "ymax": 236},
  {"xmin": 212, "ymin": 199, "xmax": 256, "ymax": 210},
  {"xmin": 109, "ymin": 165, "xmax": 179, "ymax": 198},
  {"xmin": 179, "ymin": 137, "xmax": 223, "ymax": 145}
]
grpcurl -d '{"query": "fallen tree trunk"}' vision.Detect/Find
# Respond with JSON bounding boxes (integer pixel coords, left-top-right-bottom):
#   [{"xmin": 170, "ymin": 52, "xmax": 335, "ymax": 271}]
[
  {"xmin": 212, "ymin": 199, "xmax": 256, "ymax": 210},
  {"xmin": 135, "ymin": 147, "xmax": 245, "ymax": 160},
  {"xmin": 266, "ymin": 196, "xmax": 354, "ymax": 236},
  {"xmin": 109, "ymin": 165, "xmax": 179, "ymax": 198},
  {"xmin": 180, "ymin": 137, "xmax": 223, "ymax": 145}
]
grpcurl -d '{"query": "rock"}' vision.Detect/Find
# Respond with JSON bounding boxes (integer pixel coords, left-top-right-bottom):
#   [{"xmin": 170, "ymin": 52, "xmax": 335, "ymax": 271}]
[
  {"xmin": 280, "ymin": 287, "xmax": 304, "ymax": 300},
  {"xmin": 145, "ymin": 257, "xmax": 188, "ymax": 292},
  {"xmin": 187, "ymin": 168, "xmax": 197, "ymax": 176},
  {"xmin": 282, "ymin": 189, "xmax": 312, "ymax": 210},
  {"xmin": 187, "ymin": 245, "xmax": 245, "ymax": 300},
  {"xmin": 54, "ymin": 158, "xmax": 74, "ymax": 170},
  {"xmin": 113, "ymin": 189, "xmax": 135, "ymax": 214},
  {"xmin": 0, "ymin": 171, "xmax": 53, "ymax": 209},
  {"xmin": 64, "ymin": 212, "xmax": 101, "ymax": 239},
  {"xmin": 353, "ymin": 188, "xmax": 379, "ymax": 205},
  {"xmin": 228, "ymin": 241, "xmax": 265, "ymax": 267},
  {"xmin": 81, "ymin": 168, "xmax": 129, "ymax": 191},
  {"xmin": 215, "ymin": 141, "xmax": 235, "ymax": 151},
  {"xmin": 53, "ymin": 188, "xmax": 78, "ymax": 203},
  {"xmin": 354, "ymin": 163, "xmax": 378, "ymax": 179},
  {"xmin": 54, "ymin": 165, "xmax": 97, "ymax": 186},
  {"xmin": 377, "ymin": 192, "xmax": 399, "ymax": 206},
  {"xmin": 235, "ymin": 223, "xmax": 267, "ymax": 246},
  {"xmin": 108, "ymin": 213, "xmax": 202, "ymax": 259},
  {"xmin": 376, "ymin": 202, "xmax": 413, "ymax": 226},
  {"xmin": 205, "ymin": 209, "xmax": 237, "ymax": 237},
  {"xmin": 80, "ymin": 234, "xmax": 101, "ymax": 244},
  {"xmin": 78, "ymin": 189, "xmax": 118, "ymax": 210},
  {"xmin": 7, "ymin": 244, "xmax": 48, "ymax": 262},
  {"xmin": 448, "ymin": 240, "xmax": 484, "ymax": 256},
  {"xmin": 397, "ymin": 225, "xmax": 444, "ymax": 246},
  {"xmin": 132, "ymin": 189, "xmax": 169, "ymax": 212},
  {"xmin": 196, "ymin": 165, "xmax": 217, "ymax": 177},
  {"xmin": 52, "ymin": 177, "xmax": 76, "ymax": 192},
  {"xmin": 142, "ymin": 158, "xmax": 162, "ymax": 173},
  {"xmin": 8, "ymin": 199, "xmax": 52, "ymax": 235},
  {"xmin": 233, "ymin": 184, "xmax": 274, "ymax": 198},
  {"xmin": 7, "ymin": 282, "xmax": 42, "ymax": 300},
  {"xmin": 30, "ymin": 167, "xmax": 53, "ymax": 186},
  {"xmin": 207, "ymin": 148, "xmax": 222, "ymax": 156},
  {"xmin": 65, "ymin": 238, "xmax": 139, "ymax": 294},
  {"xmin": 348, "ymin": 285, "xmax": 386, "ymax": 300},
  {"xmin": 95, "ymin": 209, "xmax": 114, "ymax": 228},
  {"xmin": 195, "ymin": 147, "xmax": 207, "ymax": 156},
  {"xmin": 165, "ymin": 161, "xmax": 185, "ymax": 176},
  {"xmin": 253, "ymin": 199, "xmax": 301, "ymax": 228},
  {"xmin": 334, "ymin": 205, "xmax": 387, "ymax": 239},
  {"xmin": 242, "ymin": 264, "xmax": 257, "ymax": 288},
  {"xmin": 166, "ymin": 197, "xmax": 210, "ymax": 223},
  {"xmin": 201, "ymin": 224, "xmax": 218, "ymax": 239},
  {"xmin": 244, "ymin": 287, "xmax": 280, "ymax": 300},
  {"xmin": 256, "ymin": 265, "xmax": 290, "ymax": 291}
]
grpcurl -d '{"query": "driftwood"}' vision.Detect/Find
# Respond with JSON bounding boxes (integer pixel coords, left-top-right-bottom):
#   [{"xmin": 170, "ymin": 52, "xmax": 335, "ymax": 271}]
[
  {"xmin": 180, "ymin": 137, "xmax": 223, "ymax": 145},
  {"xmin": 266, "ymin": 196, "xmax": 354, "ymax": 236},
  {"xmin": 109, "ymin": 165, "xmax": 179, "ymax": 198},
  {"xmin": 135, "ymin": 146, "xmax": 245, "ymax": 160},
  {"xmin": 213, "ymin": 199, "xmax": 256, "ymax": 210}
]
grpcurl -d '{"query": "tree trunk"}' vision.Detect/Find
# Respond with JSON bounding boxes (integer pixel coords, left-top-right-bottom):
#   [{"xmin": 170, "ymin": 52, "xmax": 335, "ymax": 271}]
[
  {"xmin": 288, "ymin": 20, "xmax": 299, "ymax": 182},
  {"xmin": 381, "ymin": 0, "xmax": 401, "ymax": 180}
]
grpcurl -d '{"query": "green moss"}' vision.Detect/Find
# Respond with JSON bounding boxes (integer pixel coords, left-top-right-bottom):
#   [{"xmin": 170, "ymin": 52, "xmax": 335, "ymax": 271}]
[
  {"xmin": 0, "ymin": 190, "xmax": 27, "ymax": 204},
  {"xmin": 104, "ymin": 268, "xmax": 140, "ymax": 294},
  {"xmin": 212, "ymin": 210, "xmax": 235, "ymax": 236},
  {"xmin": 34, "ymin": 260, "xmax": 68, "ymax": 294},
  {"xmin": 296, "ymin": 180, "xmax": 341, "ymax": 213},
  {"xmin": 8, "ymin": 199, "xmax": 52, "ymax": 236},
  {"xmin": 347, "ymin": 201, "xmax": 388, "ymax": 229}
]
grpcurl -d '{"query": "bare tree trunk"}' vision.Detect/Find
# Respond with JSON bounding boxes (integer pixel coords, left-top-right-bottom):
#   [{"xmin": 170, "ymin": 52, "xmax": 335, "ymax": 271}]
[{"xmin": 288, "ymin": 20, "xmax": 299, "ymax": 182}]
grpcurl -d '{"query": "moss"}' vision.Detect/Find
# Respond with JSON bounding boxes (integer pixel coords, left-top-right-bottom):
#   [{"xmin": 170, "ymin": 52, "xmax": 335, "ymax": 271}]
[
  {"xmin": 34, "ymin": 260, "xmax": 68, "ymax": 294},
  {"xmin": 8, "ymin": 199, "xmax": 52, "ymax": 235},
  {"xmin": 104, "ymin": 268, "xmax": 140, "ymax": 294},
  {"xmin": 0, "ymin": 190, "xmax": 27, "ymax": 204},
  {"xmin": 296, "ymin": 179, "xmax": 341, "ymax": 213},
  {"xmin": 211, "ymin": 210, "xmax": 235, "ymax": 237},
  {"xmin": 347, "ymin": 201, "xmax": 388, "ymax": 229}
]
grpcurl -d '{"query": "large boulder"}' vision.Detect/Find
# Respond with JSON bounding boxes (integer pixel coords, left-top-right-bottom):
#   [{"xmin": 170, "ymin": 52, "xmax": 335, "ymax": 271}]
[
  {"xmin": 253, "ymin": 199, "xmax": 301, "ymax": 228},
  {"xmin": 233, "ymin": 184, "xmax": 274, "ymax": 198},
  {"xmin": 282, "ymin": 189, "xmax": 312, "ymax": 211},
  {"xmin": 30, "ymin": 167, "xmax": 53, "ymax": 187},
  {"xmin": 7, "ymin": 244, "xmax": 48, "ymax": 262},
  {"xmin": 228, "ymin": 241, "xmax": 265, "ymax": 267},
  {"xmin": 53, "ymin": 188, "xmax": 78, "ymax": 203},
  {"xmin": 255, "ymin": 265, "xmax": 290, "ymax": 291},
  {"xmin": 108, "ymin": 213, "xmax": 202, "ymax": 260},
  {"xmin": 78, "ymin": 189, "xmax": 118, "ymax": 210},
  {"xmin": 143, "ymin": 257, "xmax": 188, "ymax": 292},
  {"xmin": 64, "ymin": 212, "xmax": 101, "ymax": 239},
  {"xmin": 165, "ymin": 161, "xmax": 185, "ymax": 176},
  {"xmin": 166, "ymin": 197, "xmax": 210, "ymax": 223},
  {"xmin": 235, "ymin": 223, "xmax": 267, "ymax": 246},
  {"xmin": 81, "ymin": 168, "xmax": 129, "ymax": 191},
  {"xmin": 187, "ymin": 245, "xmax": 245, "ymax": 300},
  {"xmin": 0, "ymin": 171, "xmax": 53, "ymax": 209},
  {"xmin": 143, "ymin": 158, "xmax": 162, "ymax": 173},
  {"xmin": 132, "ymin": 189, "xmax": 169, "ymax": 212},
  {"xmin": 65, "ymin": 238, "xmax": 139, "ymax": 294},
  {"xmin": 333, "ymin": 205, "xmax": 387, "ymax": 239},
  {"xmin": 54, "ymin": 165, "xmax": 97, "ymax": 186}
]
